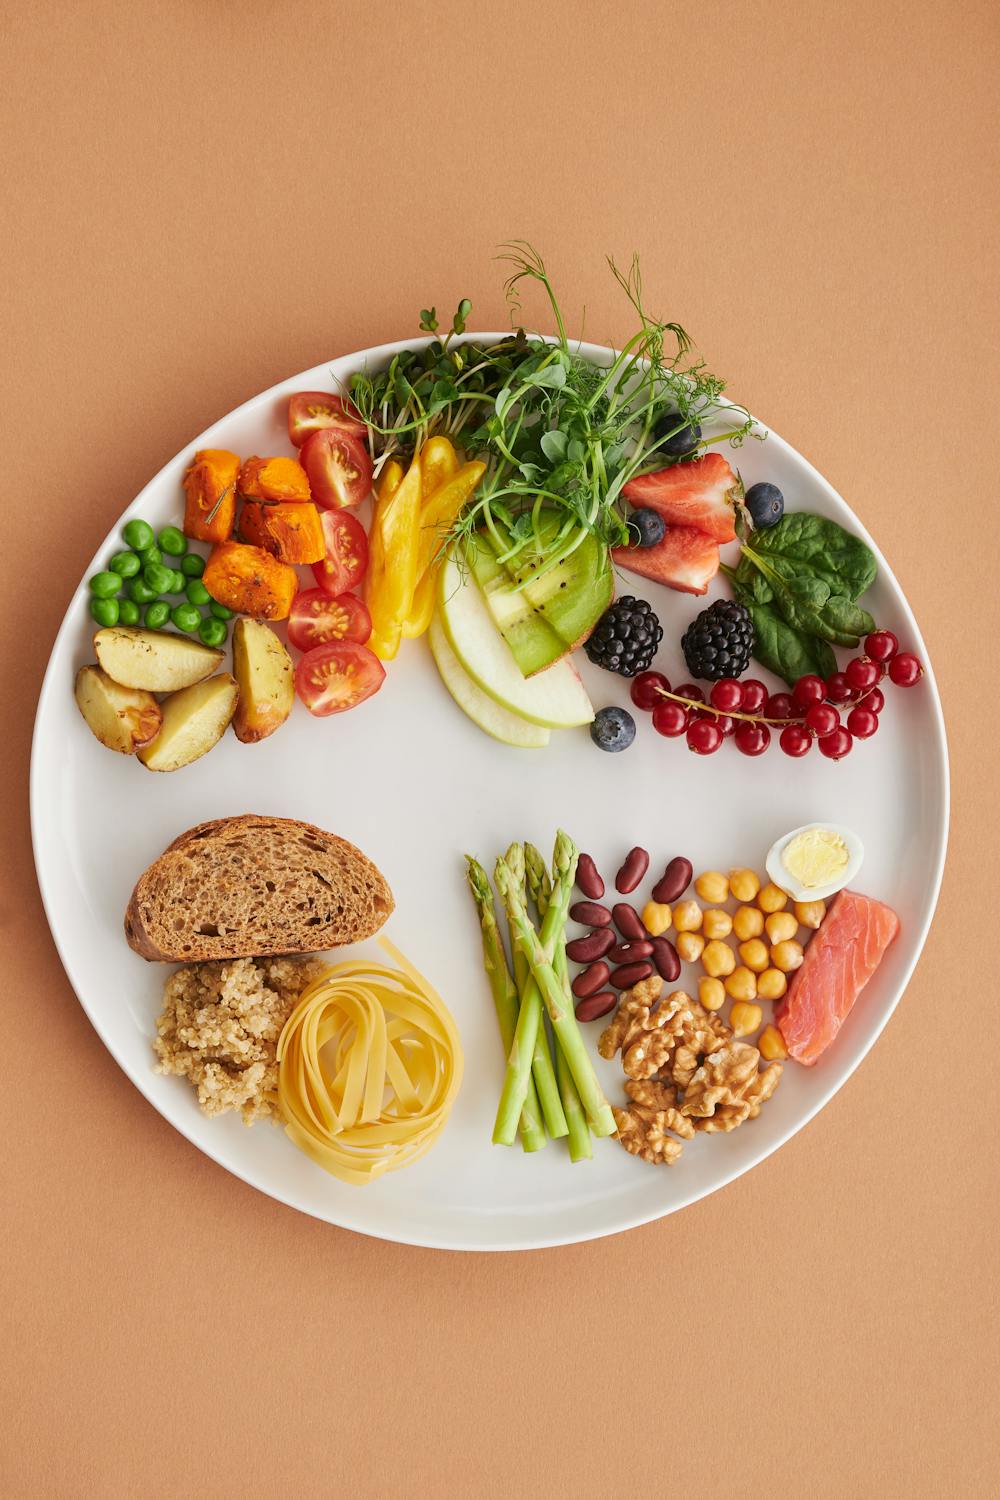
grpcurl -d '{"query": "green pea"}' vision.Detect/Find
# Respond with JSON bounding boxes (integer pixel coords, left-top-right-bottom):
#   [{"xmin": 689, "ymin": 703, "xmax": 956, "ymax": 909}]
[
  {"xmin": 170, "ymin": 569, "xmax": 187, "ymax": 594},
  {"xmin": 209, "ymin": 601, "xmax": 234, "ymax": 621},
  {"xmin": 89, "ymin": 571, "xmax": 122, "ymax": 599},
  {"xmin": 144, "ymin": 600, "xmax": 170, "ymax": 630},
  {"xmin": 170, "ymin": 603, "xmax": 200, "ymax": 633},
  {"xmin": 118, "ymin": 599, "xmax": 140, "ymax": 625},
  {"xmin": 158, "ymin": 525, "xmax": 188, "ymax": 557},
  {"xmin": 185, "ymin": 579, "xmax": 211, "ymax": 606},
  {"xmin": 123, "ymin": 518, "xmax": 154, "ymax": 551},
  {"xmin": 89, "ymin": 597, "xmax": 120, "ymax": 627},
  {"xmin": 109, "ymin": 551, "xmax": 141, "ymax": 578},
  {"xmin": 143, "ymin": 562, "xmax": 175, "ymax": 595},
  {"xmin": 137, "ymin": 544, "xmax": 162, "ymax": 568},
  {"xmin": 171, "ymin": 602, "xmax": 202, "ymax": 633},
  {"xmin": 181, "ymin": 552, "xmax": 205, "ymax": 578},
  {"xmin": 198, "ymin": 616, "xmax": 228, "ymax": 648},
  {"xmin": 126, "ymin": 576, "xmax": 157, "ymax": 605}
]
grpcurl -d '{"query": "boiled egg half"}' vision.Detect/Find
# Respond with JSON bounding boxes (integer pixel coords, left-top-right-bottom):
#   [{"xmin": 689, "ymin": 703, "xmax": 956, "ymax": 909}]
[{"xmin": 765, "ymin": 822, "xmax": 864, "ymax": 904}]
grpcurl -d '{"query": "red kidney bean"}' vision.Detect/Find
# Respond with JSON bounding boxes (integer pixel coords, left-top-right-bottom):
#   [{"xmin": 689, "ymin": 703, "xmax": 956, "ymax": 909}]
[
  {"xmin": 569, "ymin": 900, "xmax": 611, "ymax": 928},
  {"xmin": 615, "ymin": 846, "xmax": 650, "ymax": 894},
  {"xmin": 608, "ymin": 939, "xmax": 653, "ymax": 964},
  {"xmin": 649, "ymin": 936, "xmax": 680, "ymax": 983},
  {"xmin": 612, "ymin": 903, "xmax": 645, "ymax": 940},
  {"xmin": 575, "ymin": 854, "xmax": 604, "ymax": 900},
  {"xmin": 575, "ymin": 990, "xmax": 618, "ymax": 1023},
  {"xmin": 610, "ymin": 961, "xmax": 654, "ymax": 990},
  {"xmin": 565, "ymin": 929, "xmax": 615, "ymax": 964},
  {"xmin": 571, "ymin": 960, "xmax": 611, "ymax": 998},
  {"xmin": 651, "ymin": 857, "xmax": 693, "ymax": 905}
]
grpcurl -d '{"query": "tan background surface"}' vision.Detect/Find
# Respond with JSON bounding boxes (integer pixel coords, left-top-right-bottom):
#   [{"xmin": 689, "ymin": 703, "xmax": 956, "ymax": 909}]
[{"xmin": 2, "ymin": 2, "xmax": 997, "ymax": 1495}]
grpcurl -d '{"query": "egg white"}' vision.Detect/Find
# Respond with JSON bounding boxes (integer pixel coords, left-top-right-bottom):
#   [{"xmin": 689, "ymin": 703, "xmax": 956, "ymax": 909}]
[{"xmin": 765, "ymin": 822, "xmax": 864, "ymax": 904}]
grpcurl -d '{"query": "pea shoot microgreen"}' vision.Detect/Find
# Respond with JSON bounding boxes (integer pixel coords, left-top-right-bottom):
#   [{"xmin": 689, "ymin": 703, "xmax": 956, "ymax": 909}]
[{"xmin": 350, "ymin": 245, "xmax": 763, "ymax": 588}]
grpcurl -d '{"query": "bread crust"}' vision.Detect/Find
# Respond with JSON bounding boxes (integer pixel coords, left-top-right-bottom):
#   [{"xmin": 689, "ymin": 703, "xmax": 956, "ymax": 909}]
[{"xmin": 124, "ymin": 814, "xmax": 393, "ymax": 962}]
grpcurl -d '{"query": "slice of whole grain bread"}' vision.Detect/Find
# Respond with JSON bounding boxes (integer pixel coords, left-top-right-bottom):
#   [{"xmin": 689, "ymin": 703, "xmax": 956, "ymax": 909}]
[{"xmin": 125, "ymin": 814, "xmax": 393, "ymax": 962}]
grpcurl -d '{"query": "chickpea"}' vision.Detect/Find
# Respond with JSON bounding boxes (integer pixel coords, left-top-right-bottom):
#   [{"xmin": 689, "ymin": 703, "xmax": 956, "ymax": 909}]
[
  {"xmin": 794, "ymin": 899, "xmax": 826, "ymax": 930},
  {"xmin": 765, "ymin": 911, "xmax": 798, "ymax": 944},
  {"xmin": 676, "ymin": 930, "xmax": 705, "ymax": 963},
  {"xmin": 758, "ymin": 882, "xmax": 789, "ymax": 913},
  {"xmin": 698, "ymin": 976, "xmax": 727, "ymax": 1012},
  {"xmin": 757, "ymin": 967, "xmax": 788, "ymax": 1001},
  {"xmin": 724, "ymin": 965, "xmax": 758, "ymax": 1001},
  {"xmin": 673, "ymin": 900, "xmax": 703, "ymax": 933},
  {"xmin": 729, "ymin": 868, "xmax": 761, "ymax": 903},
  {"xmin": 733, "ymin": 905, "xmax": 765, "ymax": 941},
  {"xmin": 729, "ymin": 1001, "xmax": 763, "ymax": 1038},
  {"xmin": 641, "ymin": 901, "xmax": 672, "ymax": 937},
  {"xmin": 738, "ymin": 938, "xmax": 770, "ymax": 973},
  {"xmin": 770, "ymin": 939, "xmax": 805, "ymax": 973},
  {"xmin": 758, "ymin": 1024, "xmax": 788, "ymax": 1060},
  {"xmin": 702, "ymin": 939, "xmax": 736, "ymax": 978},
  {"xmin": 702, "ymin": 908, "xmax": 733, "ymax": 941},
  {"xmin": 695, "ymin": 870, "xmax": 729, "ymax": 904}
]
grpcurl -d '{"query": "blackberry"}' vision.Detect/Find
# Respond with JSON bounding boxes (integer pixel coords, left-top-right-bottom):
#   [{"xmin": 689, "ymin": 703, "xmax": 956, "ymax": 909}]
[
  {"xmin": 584, "ymin": 596, "xmax": 663, "ymax": 677},
  {"xmin": 681, "ymin": 599, "xmax": 754, "ymax": 681}
]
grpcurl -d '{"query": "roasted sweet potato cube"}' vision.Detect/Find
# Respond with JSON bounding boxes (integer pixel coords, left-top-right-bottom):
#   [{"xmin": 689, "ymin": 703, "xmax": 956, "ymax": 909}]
[
  {"xmin": 203, "ymin": 541, "xmax": 298, "ymax": 620},
  {"xmin": 238, "ymin": 500, "xmax": 326, "ymax": 564},
  {"xmin": 183, "ymin": 449, "xmax": 240, "ymax": 543},
  {"xmin": 238, "ymin": 455, "xmax": 311, "ymax": 503}
]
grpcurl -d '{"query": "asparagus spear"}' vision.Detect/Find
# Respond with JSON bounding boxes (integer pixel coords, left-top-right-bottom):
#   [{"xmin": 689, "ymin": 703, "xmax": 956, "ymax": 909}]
[
  {"xmin": 525, "ymin": 844, "xmax": 592, "ymax": 1163},
  {"xmin": 495, "ymin": 832, "xmax": 617, "ymax": 1139},
  {"xmin": 465, "ymin": 858, "xmax": 546, "ymax": 1153},
  {"xmin": 504, "ymin": 844, "xmax": 568, "ymax": 1141}
]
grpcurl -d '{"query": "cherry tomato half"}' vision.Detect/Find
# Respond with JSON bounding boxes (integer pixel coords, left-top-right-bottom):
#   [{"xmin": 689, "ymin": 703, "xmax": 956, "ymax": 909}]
[
  {"xmin": 300, "ymin": 427, "xmax": 373, "ymax": 510},
  {"xmin": 311, "ymin": 508, "xmax": 369, "ymax": 595},
  {"xmin": 294, "ymin": 640, "xmax": 385, "ymax": 716},
  {"xmin": 287, "ymin": 588, "xmax": 372, "ymax": 651},
  {"xmin": 287, "ymin": 391, "xmax": 366, "ymax": 448}
]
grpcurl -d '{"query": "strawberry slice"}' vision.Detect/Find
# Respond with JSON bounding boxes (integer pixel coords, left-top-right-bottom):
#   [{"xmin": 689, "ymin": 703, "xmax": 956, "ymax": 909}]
[
  {"xmin": 612, "ymin": 526, "xmax": 720, "ymax": 595},
  {"xmin": 622, "ymin": 453, "xmax": 739, "ymax": 543}
]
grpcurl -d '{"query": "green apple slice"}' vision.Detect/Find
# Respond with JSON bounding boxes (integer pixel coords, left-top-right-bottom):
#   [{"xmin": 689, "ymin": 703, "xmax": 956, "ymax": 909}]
[
  {"xmin": 428, "ymin": 616, "xmax": 550, "ymax": 748},
  {"xmin": 438, "ymin": 550, "xmax": 595, "ymax": 729}
]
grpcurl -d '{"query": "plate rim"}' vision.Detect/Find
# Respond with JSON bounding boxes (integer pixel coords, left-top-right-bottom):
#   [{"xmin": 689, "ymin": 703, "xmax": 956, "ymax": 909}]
[{"xmin": 30, "ymin": 334, "xmax": 951, "ymax": 1250}]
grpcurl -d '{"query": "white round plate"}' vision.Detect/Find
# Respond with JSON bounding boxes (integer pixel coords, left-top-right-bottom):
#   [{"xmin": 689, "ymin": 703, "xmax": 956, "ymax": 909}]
[{"xmin": 31, "ymin": 336, "xmax": 949, "ymax": 1250}]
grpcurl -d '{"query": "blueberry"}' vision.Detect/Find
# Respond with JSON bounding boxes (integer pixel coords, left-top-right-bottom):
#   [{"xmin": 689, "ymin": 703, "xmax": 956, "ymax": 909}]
[
  {"xmin": 745, "ymin": 481, "xmax": 784, "ymax": 529},
  {"xmin": 627, "ymin": 507, "xmax": 666, "ymax": 549},
  {"xmin": 655, "ymin": 410, "xmax": 701, "ymax": 458},
  {"xmin": 590, "ymin": 706, "xmax": 636, "ymax": 753}
]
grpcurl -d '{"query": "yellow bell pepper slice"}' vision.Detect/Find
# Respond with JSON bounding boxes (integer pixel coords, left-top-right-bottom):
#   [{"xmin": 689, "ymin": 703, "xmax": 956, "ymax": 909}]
[
  {"xmin": 366, "ymin": 453, "xmax": 422, "ymax": 660},
  {"xmin": 400, "ymin": 460, "xmax": 486, "ymax": 639},
  {"xmin": 365, "ymin": 459, "xmax": 403, "ymax": 629},
  {"xmin": 401, "ymin": 569, "xmax": 437, "ymax": 638},
  {"xmin": 419, "ymin": 436, "xmax": 460, "ymax": 498}
]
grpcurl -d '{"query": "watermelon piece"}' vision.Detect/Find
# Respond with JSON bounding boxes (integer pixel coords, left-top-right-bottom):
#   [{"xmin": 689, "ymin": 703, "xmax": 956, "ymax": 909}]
[
  {"xmin": 622, "ymin": 453, "xmax": 739, "ymax": 544},
  {"xmin": 612, "ymin": 525, "xmax": 720, "ymax": 595},
  {"xmin": 775, "ymin": 889, "xmax": 900, "ymax": 1065}
]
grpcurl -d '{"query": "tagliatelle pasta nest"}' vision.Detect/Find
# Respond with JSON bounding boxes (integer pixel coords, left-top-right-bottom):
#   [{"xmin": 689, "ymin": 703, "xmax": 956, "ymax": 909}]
[{"xmin": 276, "ymin": 938, "xmax": 463, "ymax": 1185}]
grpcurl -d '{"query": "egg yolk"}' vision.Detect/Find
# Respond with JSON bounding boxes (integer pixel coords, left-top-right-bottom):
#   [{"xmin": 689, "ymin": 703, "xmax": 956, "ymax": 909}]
[{"xmin": 782, "ymin": 829, "xmax": 849, "ymax": 889}]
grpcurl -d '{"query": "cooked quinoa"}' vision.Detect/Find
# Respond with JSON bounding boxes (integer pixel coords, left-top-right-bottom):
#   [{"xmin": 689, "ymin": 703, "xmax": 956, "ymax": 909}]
[{"xmin": 154, "ymin": 956, "xmax": 325, "ymax": 1123}]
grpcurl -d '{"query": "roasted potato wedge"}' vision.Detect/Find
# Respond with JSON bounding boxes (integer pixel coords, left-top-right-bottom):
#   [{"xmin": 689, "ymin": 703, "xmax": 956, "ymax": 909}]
[
  {"xmin": 137, "ymin": 673, "xmax": 238, "ymax": 772},
  {"xmin": 231, "ymin": 618, "xmax": 294, "ymax": 743},
  {"xmin": 94, "ymin": 627, "xmax": 224, "ymax": 693},
  {"xmin": 74, "ymin": 665, "xmax": 162, "ymax": 753}
]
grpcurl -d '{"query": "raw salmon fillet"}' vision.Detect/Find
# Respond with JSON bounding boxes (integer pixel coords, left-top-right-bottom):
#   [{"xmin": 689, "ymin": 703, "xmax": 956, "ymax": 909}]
[{"xmin": 775, "ymin": 889, "xmax": 899, "ymax": 1065}]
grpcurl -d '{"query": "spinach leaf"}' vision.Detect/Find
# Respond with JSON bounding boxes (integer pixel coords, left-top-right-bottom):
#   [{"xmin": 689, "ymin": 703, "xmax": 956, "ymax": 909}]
[
  {"xmin": 820, "ymin": 595, "xmax": 876, "ymax": 640},
  {"xmin": 739, "ymin": 596, "xmax": 838, "ymax": 685},
  {"xmin": 748, "ymin": 513, "xmax": 877, "ymax": 600}
]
